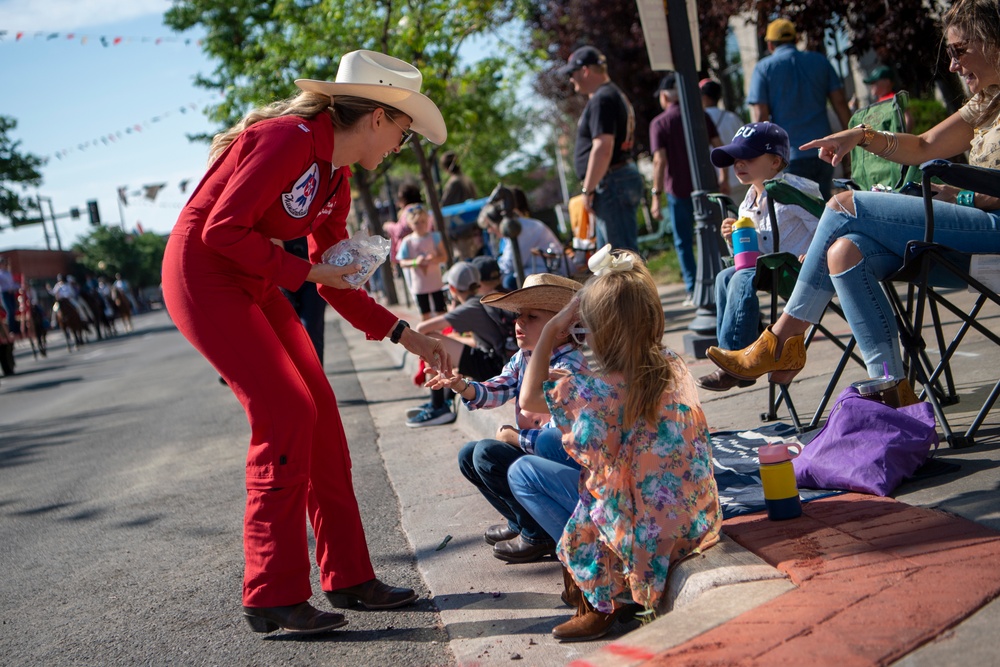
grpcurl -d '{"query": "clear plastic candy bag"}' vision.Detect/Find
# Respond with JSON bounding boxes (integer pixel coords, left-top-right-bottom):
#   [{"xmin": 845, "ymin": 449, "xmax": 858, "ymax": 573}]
[{"xmin": 321, "ymin": 230, "xmax": 391, "ymax": 289}]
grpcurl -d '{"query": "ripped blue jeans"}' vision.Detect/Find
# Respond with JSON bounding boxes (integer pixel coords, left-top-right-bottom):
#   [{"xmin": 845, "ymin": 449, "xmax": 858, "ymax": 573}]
[{"xmin": 783, "ymin": 190, "xmax": 1000, "ymax": 378}]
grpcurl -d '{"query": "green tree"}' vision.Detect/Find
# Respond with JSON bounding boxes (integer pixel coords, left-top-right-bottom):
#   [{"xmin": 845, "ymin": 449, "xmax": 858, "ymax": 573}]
[
  {"xmin": 72, "ymin": 227, "xmax": 167, "ymax": 288},
  {"xmin": 164, "ymin": 0, "xmax": 533, "ymax": 206},
  {"xmin": 0, "ymin": 116, "xmax": 44, "ymax": 229}
]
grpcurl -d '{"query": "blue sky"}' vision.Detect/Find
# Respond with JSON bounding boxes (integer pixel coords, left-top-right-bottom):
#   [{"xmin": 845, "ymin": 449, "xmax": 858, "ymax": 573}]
[{"xmin": 0, "ymin": 0, "xmax": 218, "ymax": 251}]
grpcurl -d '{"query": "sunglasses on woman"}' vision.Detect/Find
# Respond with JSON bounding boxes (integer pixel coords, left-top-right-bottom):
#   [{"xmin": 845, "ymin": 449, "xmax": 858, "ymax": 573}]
[
  {"xmin": 946, "ymin": 41, "xmax": 969, "ymax": 63},
  {"xmin": 387, "ymin": 114, "xmax": 413, "ymax": 148}
]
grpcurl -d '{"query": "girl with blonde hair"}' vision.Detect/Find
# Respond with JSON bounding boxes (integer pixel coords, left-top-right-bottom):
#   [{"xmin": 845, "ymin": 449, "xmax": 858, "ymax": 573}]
[{"xmin": 519, "ymin": 247, "xmax": 722, "ymax": 642}]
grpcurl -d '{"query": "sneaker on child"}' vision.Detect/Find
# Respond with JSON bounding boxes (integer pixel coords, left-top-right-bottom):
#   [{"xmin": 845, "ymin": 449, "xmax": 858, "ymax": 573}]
[
  {"xmin": 406, "ymin": 398, "xmax": 451, "ymax": 419},
  {"xmin": 405, "ymin": 404, "xmax": 457, "ymax": 427}
]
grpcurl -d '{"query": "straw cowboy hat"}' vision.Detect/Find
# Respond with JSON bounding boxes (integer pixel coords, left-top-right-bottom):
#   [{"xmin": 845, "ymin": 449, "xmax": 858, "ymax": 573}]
[
  {"xmin": 481, "ymin": 273, "xmax": 580, "ymax": 314},
  {"xmin": 295, "ymin": 50, "xmax": 447, "ymax": 144}
]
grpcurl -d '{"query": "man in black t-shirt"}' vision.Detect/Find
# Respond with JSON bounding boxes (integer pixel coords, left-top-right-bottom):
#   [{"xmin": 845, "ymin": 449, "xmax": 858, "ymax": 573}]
[{"xmin": 558, "ymin": 46, "xmax": 643, "ymax": 252}]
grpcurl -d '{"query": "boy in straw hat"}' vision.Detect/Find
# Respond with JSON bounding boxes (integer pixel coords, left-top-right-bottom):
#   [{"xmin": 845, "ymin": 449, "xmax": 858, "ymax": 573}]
[
  {"xmin": 162, "ymin": 50, "xmax": 452, "ymax": 635},
  {"xmin": 425, "ymin": 273, "xmax": 589, "ymax": 563}
]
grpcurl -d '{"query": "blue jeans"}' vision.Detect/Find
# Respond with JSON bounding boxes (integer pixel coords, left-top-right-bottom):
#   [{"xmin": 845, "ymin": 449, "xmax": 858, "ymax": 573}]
[
  {"xmin": 787, "ymin": 156, "xmax": 834, "ymax": 201},
  {"xmin": 784, "ymin": 191, "xmax": 1000, "ymax": 378},
  {"xmin": 458, "ymin": 438, "xmax": 549, "ymax": 543},
  {"xmin": 532, "ymin": 427, "xmax": 581, "ymax": 469},
  {"xmin": 667, "ymin": 194, "xmax": 696, "ymax": 293},
  {"xmin": 715, "ymin": 265, "xmax": 760, "ymax": 350},
  {"xmin": 507, "ymin": 456, "xmax": 581, "ymax": 542},
  {"xmin": 593, "ymin": 164, "xmax": 643, "ymax": 252}
]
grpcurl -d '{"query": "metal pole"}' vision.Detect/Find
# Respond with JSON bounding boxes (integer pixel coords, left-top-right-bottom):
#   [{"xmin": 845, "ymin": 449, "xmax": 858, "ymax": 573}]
[
  {"xmin": 665, "ymin": 0, "xmax": 726, "ymax": 345},
  {"xmin": 44, "ymin": 197, "xmax": 63, "ymax": 251},
  {"xmin": 35, "ymin": 194, "xmax": 52, "ymax": 251}
]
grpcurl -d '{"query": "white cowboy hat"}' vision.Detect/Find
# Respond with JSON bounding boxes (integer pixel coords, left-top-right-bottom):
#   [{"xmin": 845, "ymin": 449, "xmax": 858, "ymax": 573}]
[{"xmin": 295, "ymin": 50, "xmax": 447, "ymax": 145}]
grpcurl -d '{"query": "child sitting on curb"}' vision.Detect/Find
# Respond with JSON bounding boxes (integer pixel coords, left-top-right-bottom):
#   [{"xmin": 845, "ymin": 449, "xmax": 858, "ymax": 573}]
[
  {"xmin": 425, "ymin": 273, "xmax": 588, "ymax": 564},
  {"xmin": 697, "ymin": 122, "xmax": 821, "ymax": 392},
  {"xmin": 405, "ymin": 257, "xmax": 510, "ymax": 427},
  {"xmin": 519, "ymin": 248, "xmax": 722, "ymax": 642}
]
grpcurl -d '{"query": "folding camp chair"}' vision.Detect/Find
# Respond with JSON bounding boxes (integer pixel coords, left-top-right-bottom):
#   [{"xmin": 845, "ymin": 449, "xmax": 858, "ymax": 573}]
[
  {"xmin": 841, "ymin": 92, "xmax": 921, "ymax": 193},
  {"xmin": 884, "ymin": 159, "xmax": 1000, "ymax": 448}
]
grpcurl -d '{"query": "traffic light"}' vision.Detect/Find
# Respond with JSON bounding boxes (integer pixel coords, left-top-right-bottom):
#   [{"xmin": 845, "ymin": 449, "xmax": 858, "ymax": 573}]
[{"xmin": 87, "ymin": 200, "xmax": 101, "ymax": 226}]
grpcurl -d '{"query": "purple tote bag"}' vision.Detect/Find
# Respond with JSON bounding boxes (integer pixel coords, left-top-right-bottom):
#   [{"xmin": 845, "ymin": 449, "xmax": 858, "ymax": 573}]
[{"xmin": 793, "ymin": 386, "xmax": 939, "ymax": 496}]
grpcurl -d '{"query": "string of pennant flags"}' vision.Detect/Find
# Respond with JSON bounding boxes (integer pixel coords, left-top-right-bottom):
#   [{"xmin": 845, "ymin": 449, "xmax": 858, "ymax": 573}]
[
  {"xmin": 42, "ymin": 94, "xmax": 222, "ymax": 163},
  {"xmin": 118, "ymin": 180, "xmax": 196, "ymax": 206},
  {"xmin": 0, "ymin": 29, "xmax": 203, "ymax": 47}
]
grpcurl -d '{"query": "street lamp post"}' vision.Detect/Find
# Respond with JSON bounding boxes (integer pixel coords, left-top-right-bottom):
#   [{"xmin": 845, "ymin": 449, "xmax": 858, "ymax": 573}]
[{"xmin": 638, "ymin": 0, "xmax": 728, "ymax": 357}]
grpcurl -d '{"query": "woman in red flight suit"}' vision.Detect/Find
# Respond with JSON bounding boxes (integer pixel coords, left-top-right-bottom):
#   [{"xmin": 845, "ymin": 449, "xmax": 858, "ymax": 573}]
[{"xmin": 161, "ymin": 51, "xmax": 451, "ymax": 635}]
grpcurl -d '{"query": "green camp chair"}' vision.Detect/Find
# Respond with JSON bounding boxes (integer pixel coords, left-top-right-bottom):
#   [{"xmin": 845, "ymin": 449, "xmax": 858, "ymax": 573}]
[{"xmin": 841, "ymin": 91, "xmax": 922, "ymax": 193}]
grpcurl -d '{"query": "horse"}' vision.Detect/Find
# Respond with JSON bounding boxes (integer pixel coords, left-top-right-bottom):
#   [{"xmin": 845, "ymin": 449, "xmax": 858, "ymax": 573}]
[
  {"xmin": 52, "ymin": 298, "xmax": 89, "ymax": 352},
  {"xmin": 17, "ymin": 294, "xmax": 47, "ymax": 359},
  {"xmin": 80, "ymin": 288, "xmax": 116, "ymax": 340},
  {"xmin": 111, "ymin": 284, "xmax": 133, "ymax": 333}
]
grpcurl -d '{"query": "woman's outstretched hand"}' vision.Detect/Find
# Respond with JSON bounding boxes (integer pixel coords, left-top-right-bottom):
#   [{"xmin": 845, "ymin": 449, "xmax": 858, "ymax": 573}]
[
  {"xmin": 400, "ymin": 327, "xmax": 453, "ymax": 375},
  {"xmin": 801, "ymin": 128, "xmax": 861, "ymax": 167}
]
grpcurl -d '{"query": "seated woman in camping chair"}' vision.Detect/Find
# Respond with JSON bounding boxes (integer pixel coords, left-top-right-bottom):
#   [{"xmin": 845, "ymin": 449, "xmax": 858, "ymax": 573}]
[{"xmin": 707, "ymin": 0, "xmax": 1000, "ymax": 398}]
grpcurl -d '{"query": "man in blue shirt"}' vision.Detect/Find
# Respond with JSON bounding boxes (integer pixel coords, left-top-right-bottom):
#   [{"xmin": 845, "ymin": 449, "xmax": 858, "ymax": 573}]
[{"xmin": 747, "ymin": 18, "xmax": 851, "ymax": 200}]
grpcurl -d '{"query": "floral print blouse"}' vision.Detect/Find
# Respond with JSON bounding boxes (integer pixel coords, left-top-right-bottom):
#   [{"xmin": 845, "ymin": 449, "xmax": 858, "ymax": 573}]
[{"xmin": 544, "ymin": 349, "xmax": 722, "ymax": 612}]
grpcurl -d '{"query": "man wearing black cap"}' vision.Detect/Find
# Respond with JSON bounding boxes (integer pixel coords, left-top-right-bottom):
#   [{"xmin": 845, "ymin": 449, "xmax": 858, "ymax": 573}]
[
  {"xmin": 649, "ymin": 74, "xmax": 728, "ymax": 306},
  {"xmin": 558, "ymin": 46, "xmax": 643, "ymax": 252}
]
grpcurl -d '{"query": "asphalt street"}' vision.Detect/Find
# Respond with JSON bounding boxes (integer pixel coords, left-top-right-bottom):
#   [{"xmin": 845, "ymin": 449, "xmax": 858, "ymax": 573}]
[{"xmin": 0, "ymin": 310, "xmax": 453, "ymax": 667}]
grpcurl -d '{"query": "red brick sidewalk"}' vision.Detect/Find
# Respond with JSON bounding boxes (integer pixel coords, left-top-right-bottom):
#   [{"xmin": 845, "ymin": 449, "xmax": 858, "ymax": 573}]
[{"xmin": 626, "ymin": 494, "xmax": 1000, "ymax": 667}]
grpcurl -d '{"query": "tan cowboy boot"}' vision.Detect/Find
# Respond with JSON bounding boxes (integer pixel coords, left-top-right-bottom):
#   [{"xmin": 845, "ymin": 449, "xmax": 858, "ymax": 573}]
[
  {"xmin": 897, "ymin": 378, "xmax": 921, "ymax": 407},
  {"xmin": 707, "ymin": 326, "xmax": 807, "ymax": 381}
]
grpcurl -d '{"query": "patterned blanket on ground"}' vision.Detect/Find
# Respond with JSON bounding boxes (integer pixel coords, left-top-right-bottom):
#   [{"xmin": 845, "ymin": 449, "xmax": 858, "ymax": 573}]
[{"xmin": 712, "ymin": 423, "xmax": 837, "ymax": 519}]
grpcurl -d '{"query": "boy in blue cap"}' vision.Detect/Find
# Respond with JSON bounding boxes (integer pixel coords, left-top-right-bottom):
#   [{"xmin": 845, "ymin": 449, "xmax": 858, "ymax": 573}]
[{"xmin": 696, "ymin": 122, "xmax": 822, "ymax": 392}]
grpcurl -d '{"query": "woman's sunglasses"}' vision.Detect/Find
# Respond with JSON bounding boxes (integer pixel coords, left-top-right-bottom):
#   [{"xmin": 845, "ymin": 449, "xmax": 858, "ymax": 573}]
[
  {"xmin": 946, "ymin": 41, "xmax": 969, "ymax": 63},
  {"xmin": 569, "ymin": 326, "xmax": 589, "ymax": 345},
  {"xmin": 387, "ymin": 114, "xmax": 413, "ymax": 148}
]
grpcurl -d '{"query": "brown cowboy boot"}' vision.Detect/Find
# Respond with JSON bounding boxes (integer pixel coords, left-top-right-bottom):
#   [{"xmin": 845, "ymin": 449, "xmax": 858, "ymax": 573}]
[
  {"xmin": 560, "ymin": 566, "xmax": 582, "ymax": 607},
  {"xmin": 552, "ymin": 592, "xmax": 622, "ymax": 642}
]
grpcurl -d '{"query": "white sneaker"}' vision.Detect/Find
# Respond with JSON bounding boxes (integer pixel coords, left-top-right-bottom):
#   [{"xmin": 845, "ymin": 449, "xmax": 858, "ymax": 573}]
[{"xmin": 682, "ymin": 294, "xmax": 696, "ymax": 307}]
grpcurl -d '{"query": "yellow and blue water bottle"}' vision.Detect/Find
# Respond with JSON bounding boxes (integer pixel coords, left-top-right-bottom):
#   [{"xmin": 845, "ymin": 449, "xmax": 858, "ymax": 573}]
[{"xmin": 758, "ymin": 443, "xmax": 803, "ymax": 521}]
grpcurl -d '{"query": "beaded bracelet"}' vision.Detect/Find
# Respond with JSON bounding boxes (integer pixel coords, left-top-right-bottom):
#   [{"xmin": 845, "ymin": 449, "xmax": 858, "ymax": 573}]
[{"xmin": 956, "ymin": 190, "xmax": 976, "ymax": 207}]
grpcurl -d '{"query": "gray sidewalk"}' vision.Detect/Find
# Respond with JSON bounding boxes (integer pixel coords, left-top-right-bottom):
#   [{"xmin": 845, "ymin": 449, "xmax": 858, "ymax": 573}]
[{"xmin": 336, "ymin": 277, "xmax": 1000, "ymax": 666}]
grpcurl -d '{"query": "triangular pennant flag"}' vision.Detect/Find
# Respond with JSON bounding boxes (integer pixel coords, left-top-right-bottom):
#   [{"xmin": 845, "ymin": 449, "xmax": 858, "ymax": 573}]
[
  {"xmin": 178, "ymin": 179, "xmax": 191, "ymax": 193},
  {"xmin": 142, "ymin": 183, "xmax": 167, "ymax": 201}
]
